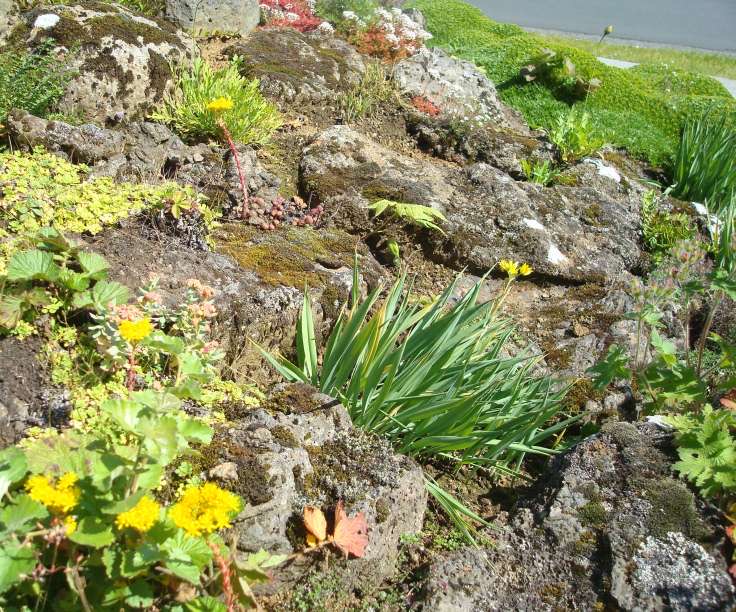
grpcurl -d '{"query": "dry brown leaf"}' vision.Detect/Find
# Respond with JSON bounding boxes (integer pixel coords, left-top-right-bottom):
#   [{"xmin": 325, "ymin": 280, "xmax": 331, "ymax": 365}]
[
  {"xmin": 303, "ymin": 505, "xmax": 327, "ymax": 544},
  {"xmin": 332, "ymin": 500, "xmax": 369, "ymax": 559}
]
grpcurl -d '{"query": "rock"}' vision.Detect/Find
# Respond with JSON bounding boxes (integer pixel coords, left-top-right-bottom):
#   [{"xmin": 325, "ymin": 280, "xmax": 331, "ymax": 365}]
[
  {"xmin": 0, "ymin": 0, "xmax": 17, "ymax": 40},
  {"xmin": 300, "ymin": 125, "xmax": 644, "ymax": 284},
  {"xmin": 7, "ymin": 2, "xmax": 196, "ymax": 122},
  {"xmin": 420, "ymin": 422, "xmax": 735, "ymax": 611},
  {"xmin": 394, "ymin": 46, "xmax": 521, "ymax": 129},
  {"xmin": 210, "ymin": 384, "xmax": 427, "ymax": 592},
  {"xmin": 165, "ymin": 0, "xmax": 259, "ymax": 36},
  {"xmin": 209, "ymin": 461, "xmax": 239, "ymax": 481},
  {"xmin": 225, "ymin": 28, "xmax": 365, "ymax": 105}
]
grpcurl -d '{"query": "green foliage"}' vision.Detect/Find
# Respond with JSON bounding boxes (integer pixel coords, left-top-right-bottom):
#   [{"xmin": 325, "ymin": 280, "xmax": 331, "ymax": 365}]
[
  {"xmin": 549, "ymin": 107, "xmax": 606, "ymax": 163},
  {"xmin": 406, "ymin": 0, "xmax": 736, "ymax": 165},
  {"xmin": 667, "ymin": 406, "xmax": 736, "ymax": 500},
  {"xmin": 263, "ymin": 259, "xmax": 572, "ymax": 538},
  {"xmin": 111, "ymin": 0, "xmax": 165, "ymax": 16},
  {"xmin": 315, "ymin": 0, "xmax": 378, "ymax": 22},
  {"xmin": 368, "ymin": 199, "xmax": 447, "ymax": 233},
  {"xmin": 0, "ymin": 149, "xmax": 215, "ymax": 270},
  {"xmin": 0, "ymin": 41, "xmax": 74, "ymax": 128},
  {"xmin": 520, "ymin": 158, "xmax": 560, "ymax": 186},
  {"xmin": 669, "ymin": 108, "xmax": 736, "ymax": 213},
  {"xmin": 641, "ymin": 190, "xmax": 696, "ymax": 261},
  {"xmin": 153, "ymin": 57, "xmax": 282, "ymax": 145},
  {"xmin": 338, "ymin": 62, "xmax": 395, "ymax": 123}
]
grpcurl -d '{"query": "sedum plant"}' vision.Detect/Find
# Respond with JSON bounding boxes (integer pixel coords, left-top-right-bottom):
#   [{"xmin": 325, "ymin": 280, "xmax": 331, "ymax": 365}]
[
  {"xmin": 152, "ymin": 58, "xmax": 282, "ymax": 146},
  {"xmin": 263, "ymin": 258, "xmax": 572, "ymax": 540},
  {"xmin": 520, "ymin": 158, "xmax": 560, "ymax": 186}
]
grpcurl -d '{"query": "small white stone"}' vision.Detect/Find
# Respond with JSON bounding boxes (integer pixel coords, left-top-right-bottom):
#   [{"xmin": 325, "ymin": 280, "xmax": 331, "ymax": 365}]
[
  {"xmin": 547, "ymin": 244, "xmax": 568, "ymax": 265},
  {"xmin": 691, "ymin": 201, "xmax": 708, "ymax": 216},
  {"xmin": 597, "ymin": 164, "xmax": 621, "ymax": 183},
  {"xmin": 34, "ymin": 13, "xmax": 60, "ymax": 29},
  {"xmin": 523, "ymin": 218, "xmax": 546, "ymax": 231}
]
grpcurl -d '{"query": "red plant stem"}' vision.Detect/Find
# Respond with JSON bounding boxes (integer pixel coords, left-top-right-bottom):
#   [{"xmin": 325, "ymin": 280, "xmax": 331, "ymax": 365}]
[
  {"xmin": 126, "ymin": 347, "xmax": 137, "ymax": 391},
  {"xmin": 209, "ymin": 541, "xmax": 238, "ymax": 612},
  {"xmin": 219, "ymin": 119, "xmax": 249, "ymax": 219}
]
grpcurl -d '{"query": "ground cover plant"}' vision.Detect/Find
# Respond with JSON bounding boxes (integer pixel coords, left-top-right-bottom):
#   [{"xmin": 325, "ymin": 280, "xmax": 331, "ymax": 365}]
[
  {"xmin": 152, "ymin": 57, "xmax": 282, "ymax": 146},
  {"xmin": 405, "ymin": 0, "xmax": 736, "ymax": 166},
  {"xmin": 264, "ymin": 257, "xmax": 573, "ymax": 539}
]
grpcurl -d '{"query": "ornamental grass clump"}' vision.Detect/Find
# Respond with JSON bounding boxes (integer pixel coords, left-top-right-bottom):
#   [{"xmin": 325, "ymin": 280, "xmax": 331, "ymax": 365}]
[
  {"xmin": 669, "ymin": 107, "xmax": 736, "ymax": 214},
  {"xmin": 263, "ymin": 258, "xmax": 573, "ymax": 539},
  {"xmin": 152, "ymin": 57, "xmax": 282, "ymax": 145}
]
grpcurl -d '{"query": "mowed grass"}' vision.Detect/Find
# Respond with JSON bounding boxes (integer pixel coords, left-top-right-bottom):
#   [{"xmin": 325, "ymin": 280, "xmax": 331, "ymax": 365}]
[
  {"xmin": 406, "ymin": 0, "xmax": 736, "ymax": 167},
  {"xmin": 542, "ymin": 35, "xmax": 736, "ymax": 81}
]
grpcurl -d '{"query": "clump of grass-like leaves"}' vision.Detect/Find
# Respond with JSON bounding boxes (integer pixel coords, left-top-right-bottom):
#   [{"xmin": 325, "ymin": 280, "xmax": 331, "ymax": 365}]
[
  {"xmin": 670, "ymin": 108, "xmax": 736, "ymax": 213},
  {"xmin": 152, "ymin": 57, "xmax": 281, "ymax": 145},
  {"xmin": 262, "ymin": 260, "xmax": 572, "ymax": 540}
]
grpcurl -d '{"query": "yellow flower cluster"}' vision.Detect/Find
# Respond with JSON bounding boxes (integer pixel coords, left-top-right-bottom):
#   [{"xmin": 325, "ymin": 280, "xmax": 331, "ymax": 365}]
[
  {"xmin": 169, "ymin": 483, "xmax": 241, "ymax": 537},
  {"xmin": 115, "ymin": 496, "xmax": 161, "ymax": 533},
  {"xmin": 26, "ymin": 473, "xmax": 80, "ymax": 514},
  {"xmin": 206, "ymin": 96, "xmax": 234, "ymax": 113},
  {"xmin": 499, "ymin": 259, "xmax": 533, "ymax": 278},
  {"xmin": 118, "ymin": 318, "xmax": 153, "ymax": 343},
  {"xmin": 63, "ymin": 515, "xmax": 78, "ymax": 535}
]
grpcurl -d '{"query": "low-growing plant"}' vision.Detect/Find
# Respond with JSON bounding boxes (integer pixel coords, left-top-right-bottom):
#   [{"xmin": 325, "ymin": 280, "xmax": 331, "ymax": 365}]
[
  {"xmin": 520, "ymin": 48, "xmax": 601, "ymax": 101},
  {"xmin": 0, "ymin": 41, "xmax": 74, "ymax": 129},
  {"xmin": 152, "ymin": 58, "xmax": 282, "ymax": 145},
  {"xmin": 669, "ymin": 107, "xmax": 736, "ymax": 214},
  {"xmin": 520, "ymin": 158, "xmax": 560, "ymax": 186},
  {"xmin": 338, "ymin": 62, "xmax": 395, "ymax": 122},
  {"xmin": 263, "ymin": 258, "xmax": 572, "ymax": 539},
  {"xmin": 641, "ymin": 189, "xmax": 696, "ymax": 262},
  {"xmin": 315, "ymin": 0, "xmax": 378, "ymax": 22},
  {"xmin": 549, "ymin": 107, "xmax": 606, "ymax": 163},
  {"xmin": 260, "ymin": 0, "xmax": 324, "ymax": 31}
]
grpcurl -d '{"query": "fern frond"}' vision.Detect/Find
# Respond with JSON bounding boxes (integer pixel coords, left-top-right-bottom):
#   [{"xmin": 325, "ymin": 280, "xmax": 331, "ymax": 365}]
[{"xmin": 368, "ymin": 199, "xmax": 447, "ymax": 234}]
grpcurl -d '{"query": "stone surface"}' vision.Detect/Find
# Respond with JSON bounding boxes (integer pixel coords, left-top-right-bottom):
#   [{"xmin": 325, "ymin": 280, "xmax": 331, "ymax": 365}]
[
  {"xmin": 0, "ymin": 0, "xmax": 16, "ymax": 40},
  {"xmin": 300, "ymin": 125, "xmax": 644, "ymax": 284},
  {"xmin": 225, "ymin": 28, "xmax": 365, "ymax": 104},
  {"xmin": 421, "ymin": 422, "xmax": 735, "ymax": 611},
  {"xmin": 211, "ymin": 384, "xmax": 427, "ymax": 591},
  {"xmin": 165, "ymin": 0, "xmax": 259, "ymax": 36},
  {"xmin": 394, "ymin": 46, "xmax": 520, "ymax": 129},
  {"xmin": 9, "ymin": 2, "xmax": 196, "ymax": 121}
]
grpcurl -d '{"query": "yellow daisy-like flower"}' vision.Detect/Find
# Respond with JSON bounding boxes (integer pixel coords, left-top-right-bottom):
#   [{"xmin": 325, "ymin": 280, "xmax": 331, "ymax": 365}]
[
  {"xmin": 169, "ymin": 483, "xmax": 241, "ymax": 537},
  {"xmin": 26, "ymin": 473, "xmax": 80, "ymax": 514},
  {"xmin": 63, "ymin": 515, "xmax": 77, "ymax": 535},
  {"xmin": 206, "ymin": 96, "xmax": 234, "ymax": 113},
  {"xmin": 115, "ymin": 496, "xmax": 161, "ymax": 533},
  {"xmin": 118, "ymin": 318, "xmax": 153, "ymax": 343},
  {"xmin": 499, "ymin": 259, "xmax": 520, "ymax": 277},
  {"xmin": 518, "ymin": 263, "xmax": 533, "ymax": 276}
]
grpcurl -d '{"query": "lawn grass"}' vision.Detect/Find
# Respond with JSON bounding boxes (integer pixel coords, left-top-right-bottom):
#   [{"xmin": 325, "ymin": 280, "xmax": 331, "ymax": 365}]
[
  {"xmin": 540, "ymin": 35, "xmax": 736, "ymax": 81},
  {"xmin": 406, "ymin": 0, "xmax": 736, "ymax": 167}
]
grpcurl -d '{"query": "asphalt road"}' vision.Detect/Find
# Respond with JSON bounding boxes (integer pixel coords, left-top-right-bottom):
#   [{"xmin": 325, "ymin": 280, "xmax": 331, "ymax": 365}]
[{"xmin": 466, "ymin": 0, "xmax": 736, "ymax": 53}]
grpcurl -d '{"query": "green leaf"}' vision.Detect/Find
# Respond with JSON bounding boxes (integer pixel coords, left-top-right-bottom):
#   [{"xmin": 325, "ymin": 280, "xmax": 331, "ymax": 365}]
[
  {"xmin": 185, "ymin": 597, "xmax": 228, "ymax": 612},
  {"xmin": 0, "ymin": 447, "xmax": 28, "ymax": 499},
  {"xmin": 77, "ymin": 251, "xmax": 110, "ymax": 280},
  {"xmin": 177, "ymin": 418, "xmax": 213, "ymax": 445},
  {"xmin": 6, "ymin": 249, "xmax": 59, "ymax": 282},
  {"xmin": 69, "ymin": 516, "xmax": 115, "ymax": 548},
  {"xmin": 161, "ymin": 530, "xmax": 212, "ymax": 583},
  {"xmin": 0, "ymin": 295, "xmax": 25, "ymax": 329},
  {"xmin": 125, "ymin": 580, "xmax": 155, "ymax": 609},
  {"xmin": 144, "ymin": 332, "xmax": 186, "ymax": 356},
  {"xmin": 0, "ymin": 494, "xmax": 47, "ymax": 533},
  {"xmin": 90, "ymin": 280, "xmax": 129, "ymax": 310},
  {"xmin": 102, "ymin": 398, "xmax": 144, "ymax": 433},
  {"xmin": 368, "ymin": 199, "xmax": 447, "ymax": 234},
  {"xmin": 58, "ymin": 269, "xmax": 91, "ymax": 293},
  {"xmin": 587, "ymin": 344, "xmax": 631, "ymax": 390},
  {"xmin": 0, "ymin": 542, "xmax": 36, "ymax": 594}
]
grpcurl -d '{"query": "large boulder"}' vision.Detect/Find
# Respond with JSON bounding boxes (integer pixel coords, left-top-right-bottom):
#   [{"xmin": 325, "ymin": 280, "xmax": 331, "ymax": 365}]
[
  {"xmin": 300, "ymin": 125, "xmax": 644, "ymax": 284},
  {"xmin": 394, "ymin": 46, "xmax": 522, "ymax": 130},
  {"xmin": 207, "ymin": 384, "xmax": 427, "ymax": 592},
  {"xmin": 421, "ymin": 422, "xmax": 735, "ymax": 611},
  {"xmin": 6, "ymin": 2, "xmax": 196, "ymax": 122},
  {"xmin": 165, "ymin": 0, "xmax": 259, "ymax": 36},
  {"xmin": 225, "ymin": 28, "xmax": 365, "ymax": 105}
]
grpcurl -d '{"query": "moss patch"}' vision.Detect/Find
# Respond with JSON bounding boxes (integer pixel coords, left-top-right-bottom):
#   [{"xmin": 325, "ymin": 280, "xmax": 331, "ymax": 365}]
[{"xmin": 640, "ymin": 478, "xmax": 710, "ymax": 542}]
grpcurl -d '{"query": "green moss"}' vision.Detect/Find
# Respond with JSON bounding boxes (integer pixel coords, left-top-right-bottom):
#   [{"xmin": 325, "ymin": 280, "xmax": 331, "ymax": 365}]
[
  {"xmin": 406, "ymin": 0, "xmax": 736, "ymax": 166},
  {"xmin": 578, "ymin": 501, "xmax": 608, "ymax": 528},
  {"xmin": 272, "ymin": 425, "xmax": 299, "ymax": 448},
  {"xmin": 640, "ymin": 478, "xmax": 710, "ymax": 541},
  {"xmin": 216, "ymin": 224, "xmax": 359, "ymax": 288},
  {"xmin": 264, "ymin": 383, "xmax": 322, "ymax": 416}
]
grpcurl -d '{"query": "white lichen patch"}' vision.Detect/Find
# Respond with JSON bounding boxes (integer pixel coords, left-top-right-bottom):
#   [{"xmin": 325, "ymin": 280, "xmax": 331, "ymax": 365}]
[
  {"xmin": 523, "ymin": 218, "xmax": 545, "ymax": 231},
  {"xmin": 34, "ymin": 14, "xmax": 60, "ymax": 29},
  {"xmin": 547, "ymin": 244, "xmax": 568, "ymax": 265}
]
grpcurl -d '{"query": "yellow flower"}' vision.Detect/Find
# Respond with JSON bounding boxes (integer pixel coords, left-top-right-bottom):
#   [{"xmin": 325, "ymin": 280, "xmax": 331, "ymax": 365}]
[
  {"xmin": 206, "ymin": 97, "xmax": 234, "ymax": 113},
  {"xmin": 499, "ymin": 259, "xmax": 520, "ymax": 277},
  {"xmin": 26, "ymin": 473, "xmax": 80, "ymax": 514},
  {"xmin": 63, "ymin": 515, "xmax": 77, "ymax": 535},
  {"xmin": 115, "ymin": 496, "xmax": 161, "ymax": 533},
  {"xmin": 169, "ymin": 483, "xmax": 241, "ymax": 537},
  {"xmin": 518, "ymin": 263, "xmax": 533, "ymax": 276},
  {"xmin": 118, "ymin": 318, "xmax": 153, "ymax": 343}
]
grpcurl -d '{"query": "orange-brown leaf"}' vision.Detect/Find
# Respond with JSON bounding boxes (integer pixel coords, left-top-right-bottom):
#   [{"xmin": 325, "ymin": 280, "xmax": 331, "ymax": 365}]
[
  {"xmin": 332, "ymin": 500, "xmax": 369, "ymax": 559},
  {"xmin": 303, "ymin": 505, "xmax": 327, "ymax": 543}
]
